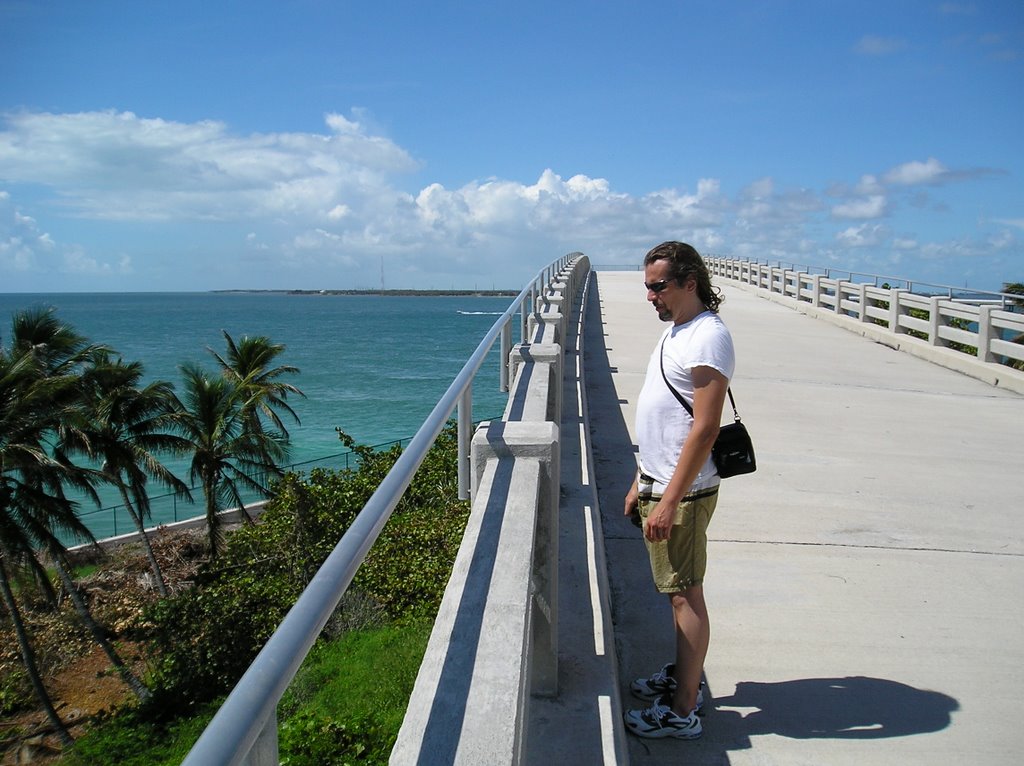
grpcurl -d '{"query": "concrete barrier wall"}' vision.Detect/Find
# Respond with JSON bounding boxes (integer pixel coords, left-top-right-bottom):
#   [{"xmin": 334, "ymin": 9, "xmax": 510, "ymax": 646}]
[
  {"xmin": 709, "ymin": 258, "xmax": 1024, "ymax": 395},
  {"xmin": 391, "ymin": 254, "xmax": 589, "ymax": 765}
]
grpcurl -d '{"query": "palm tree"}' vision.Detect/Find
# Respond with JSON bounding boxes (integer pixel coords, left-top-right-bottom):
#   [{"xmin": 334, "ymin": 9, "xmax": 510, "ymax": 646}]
[
  {"xmin": 77, "ymin": 352, "xmax": 192, "ymax": 597},
  {"xmin": 209, "ymin": 331, "xmax": 304, "ymax": 440},
  {"xmin": 8, "ymin": 306, "xmax": 102, "ymax": 377},
  {"xmin": 1003, "ymin": 282, "xmax": 1024, "ymax": 311},
  {"xmin": 1002, "ymin": 283, "xmax": 1024, "ymax": 370},
  {"xmin": 0, "ymin": 349, "xmax": 77, "ymax": 745},
  {"xmin": 176, "ymin": 362, "xmax": 286, "ymax": 559},
  {"xmin": 1, "ymin": 308, "xmax": 151, "ymax": 717}
]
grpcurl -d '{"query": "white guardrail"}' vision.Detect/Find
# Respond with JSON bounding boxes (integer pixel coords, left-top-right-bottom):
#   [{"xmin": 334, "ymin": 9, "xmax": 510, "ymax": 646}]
[
  {"xmin": 391, "ymin": 255, "xmax": 590, "ymax": 764},
  {"xmin": 708, "ymin": 257, "xmax": 1024, "ymax": 394},
  {"xmin": 180, "ymin": 253, "xmax": 588, "ymax": 766}
]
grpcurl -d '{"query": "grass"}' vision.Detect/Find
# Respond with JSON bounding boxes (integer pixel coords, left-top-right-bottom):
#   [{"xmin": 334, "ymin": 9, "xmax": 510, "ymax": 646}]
[
  {"xmin": 71, "ymin": 563, "xmax": 101, "ymax": 580},
  {"xmin": 275, "ymin": 621, "xmax": 433, "ymax": 765},
  {"xmin": 282, "ymin": 621, "xmax": 432, "ymax": 729},
  {"xmin": 61, "ymin": 706, "xmax": 218, "ymax": 766},
  {"xmin": 59, "ymin": 620, "xmax": 433, "ymax": 765}
]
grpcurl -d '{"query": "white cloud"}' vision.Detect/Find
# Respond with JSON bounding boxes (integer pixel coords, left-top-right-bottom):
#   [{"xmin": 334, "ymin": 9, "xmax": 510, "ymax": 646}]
[
  {"xmin": 737, "ymin": 178, "xmax": 821, "ymax": 223},
  {"xmin": 0, "ymin": 187, "xmax": 134, "ymax": 280},
  {"xmin": 987, "ymin": 229, "xmax": 1015, "ymax": 250},
  {"xmin": 854, "ymin": 35, "xmax": 907, "ymax": 56},
  {"xmin": 0, "ymin": 109, "xmax": 419, "ymax": 222},
  {"xmin": 882, "ymin": 158, "xmax": 949, "ymax": 186},
  {"xmin": 939, "ymin": 3, "xmax": 976, "ymax": 15},
  {"xmin": 832, "ymin": 195, "xmax": 888, "ymax": 220},
  {"xmin": 835, "ymin": 223, "xmax": 890, "ymax": 248},
  {"xmin": 0, "ymin": 235, "xmax": 35, "ymax": 271},
  {"xmin": 854, "ymin": 174, "xmax": 884, "ymax": 195},
  {"xmin": 324, "ymin": 112, "xmax": 361, "ymax": 135},
  {"xmin": 1, "ymin": 197, "xmax": 52, "ymax": 272},
  {"xmin": 0, "ymin": 110, "xmax": 1019, "ymax": 290},
  {"xmin": 994, "ymin": 218, "xmax": 1024, "ymax": 230}
]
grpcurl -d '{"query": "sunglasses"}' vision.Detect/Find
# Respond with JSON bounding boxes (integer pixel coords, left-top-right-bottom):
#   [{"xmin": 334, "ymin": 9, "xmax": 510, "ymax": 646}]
[{"xmin": 644, "ymin": 279, "xmax": 672, "ymax": 293}]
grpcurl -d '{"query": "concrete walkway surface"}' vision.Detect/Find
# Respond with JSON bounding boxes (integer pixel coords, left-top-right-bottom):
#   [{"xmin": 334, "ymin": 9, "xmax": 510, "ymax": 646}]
[{"xmin": 568, "ymin": 270, "xmax": 1023, "ymax": 765}]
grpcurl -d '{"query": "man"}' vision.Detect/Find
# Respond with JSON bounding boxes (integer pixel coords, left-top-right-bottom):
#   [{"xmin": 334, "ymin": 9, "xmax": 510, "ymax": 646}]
[{"xmin": 622, "ymin": 241, "xmax": 735, "ymax": 740}]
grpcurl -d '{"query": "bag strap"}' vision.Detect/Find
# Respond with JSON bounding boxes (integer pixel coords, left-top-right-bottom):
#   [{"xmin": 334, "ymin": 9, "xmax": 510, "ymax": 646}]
[{"xmin": 659, "ymin": 338, "xmax": 740, "ymax": 423}]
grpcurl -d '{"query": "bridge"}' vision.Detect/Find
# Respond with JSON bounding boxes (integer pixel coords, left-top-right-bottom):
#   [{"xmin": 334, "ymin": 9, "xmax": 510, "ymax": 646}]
[{"xmin": 185, "ymin": 256, "xmax": 1023, "ymax": 765}]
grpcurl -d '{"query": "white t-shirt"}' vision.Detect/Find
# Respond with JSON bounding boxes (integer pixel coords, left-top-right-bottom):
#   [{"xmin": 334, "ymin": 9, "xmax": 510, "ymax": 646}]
[{"xmin": 636, "ymin": 311, "xmax": 736, "ymax": 494}]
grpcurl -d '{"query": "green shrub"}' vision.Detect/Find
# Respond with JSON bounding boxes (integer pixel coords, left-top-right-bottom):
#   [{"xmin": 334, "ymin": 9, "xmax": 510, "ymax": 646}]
[
  {"xmin": 279, "ymin": 711, "xmax": 390, "ymax": 766},
  {"xmin": 139, "ymin": 423, "xmax": 467, "ymax": 717},
  {"xmin": 0, "ymin": 663, "xmax": 31, "ymax": 716},
  {"xmin": 143, "ymin": 568, "xmax": 298, "ymax": 716}
]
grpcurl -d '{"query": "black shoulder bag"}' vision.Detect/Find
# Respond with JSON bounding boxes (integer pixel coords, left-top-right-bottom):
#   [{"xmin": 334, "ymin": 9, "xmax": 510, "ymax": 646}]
[{"xmin": 659, "ymin": 342, "xmax": 756, "ymax": 479}]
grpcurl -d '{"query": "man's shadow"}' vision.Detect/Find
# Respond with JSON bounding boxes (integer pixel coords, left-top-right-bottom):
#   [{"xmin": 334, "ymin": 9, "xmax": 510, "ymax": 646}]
[{"xmin": 707, "ymin": 676, "xmax": 959, "ymax": 749}]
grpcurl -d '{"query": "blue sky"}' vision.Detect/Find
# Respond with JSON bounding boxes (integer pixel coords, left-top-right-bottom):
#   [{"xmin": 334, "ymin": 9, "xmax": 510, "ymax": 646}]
[{"xmin": 1, "ymin": 1, "xmax": 1021, "ymax": 293}]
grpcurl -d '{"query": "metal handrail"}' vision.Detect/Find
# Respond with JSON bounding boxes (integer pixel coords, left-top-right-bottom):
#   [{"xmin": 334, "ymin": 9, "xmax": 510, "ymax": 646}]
[
  {"xmin": 592, "ymin": 258, "xmax": 1021, "ymax": 309},
  {"xmin": 180, "ymin": 253, "xmax": 573, "ymax": 766},
  {"xmin": 707, "ymin": 255, "xmax": 1021, "ymax": 308}
]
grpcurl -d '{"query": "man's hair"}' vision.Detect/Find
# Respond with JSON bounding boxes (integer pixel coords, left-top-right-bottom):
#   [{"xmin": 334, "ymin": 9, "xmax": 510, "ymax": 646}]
[{"xmin": 643, "ymin": 241, "xmax": 723, "ymax": 313}]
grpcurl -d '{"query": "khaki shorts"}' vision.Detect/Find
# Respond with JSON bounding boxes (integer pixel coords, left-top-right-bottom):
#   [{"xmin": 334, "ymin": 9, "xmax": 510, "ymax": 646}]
[{"xmin": 638, "ymin": 487, "xmax": 719, "ymax": 593}]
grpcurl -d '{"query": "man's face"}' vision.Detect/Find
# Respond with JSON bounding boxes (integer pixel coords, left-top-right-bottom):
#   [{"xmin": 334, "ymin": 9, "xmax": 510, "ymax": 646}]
[{"xmin": 644, "ymin": 259, "xmax": 678, "ymax": 322}]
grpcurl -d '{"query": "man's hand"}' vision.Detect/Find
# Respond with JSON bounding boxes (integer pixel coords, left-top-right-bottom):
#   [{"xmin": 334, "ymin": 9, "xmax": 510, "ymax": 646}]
[
  {"xmin": 624, "ymin": 480, "xmax": 639, "ymax": 518},
  {"xmin": 644, "ymin": 498, "xmax": 675, "ymax": 542}
]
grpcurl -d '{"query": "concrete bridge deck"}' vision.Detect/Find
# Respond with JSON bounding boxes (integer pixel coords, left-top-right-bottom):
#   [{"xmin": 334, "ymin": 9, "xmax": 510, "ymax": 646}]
[{"xmin": 534, "ymin": 269, "xmax": 1022, "ymax": 765}]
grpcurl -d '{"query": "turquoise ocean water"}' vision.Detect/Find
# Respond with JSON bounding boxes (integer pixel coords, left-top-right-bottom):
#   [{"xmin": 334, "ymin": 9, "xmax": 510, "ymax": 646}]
[{"xmin": 0, "ymin": 292, "xmax": 518, "ymax": 540}]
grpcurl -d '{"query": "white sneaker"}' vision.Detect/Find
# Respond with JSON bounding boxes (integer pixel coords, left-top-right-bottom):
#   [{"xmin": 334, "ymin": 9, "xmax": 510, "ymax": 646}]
[
  {"xmin": 624, "ymin": 695, "xmax": 703, "ymax": 740},
  {"xmin": 630, "ymin": 663, "xmax": 705, "ymax": 712}
]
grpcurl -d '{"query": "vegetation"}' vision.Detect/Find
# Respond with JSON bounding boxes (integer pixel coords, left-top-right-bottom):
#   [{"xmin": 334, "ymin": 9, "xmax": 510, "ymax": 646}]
[
  {"xmin": 53, "ymin": 425, "xmax": 464, "ymax": 764},
  {"xmin": 0, "ymin": 307, "xmax": 338, "ymax": 760},
  {"xmin": 868, "ymin": 283, "xmax": 1024, "ymax": 362},
  {"xmin": 276, "ymin": 622, "xmax": 432, "ymax": 766},
  {"xmin": 1, "ymin": 304, "xmax": 467, "ymax": 763},
  {"xmin": 142, "ymin": 426, "xmax": 466, "ymax": 719},
  {"xmin": 1003, "ymin": 282, "xmax": 1024, "ymax": 306},
  {"xmin": 77, "ymin": 352, "xmax": 192, "ymax": 597},
  {"xmin": 61, "ymin": 623, "xmax": 434, "ymax": 766},
  {"xmin": 1, "ymin": 308, "xmax": 137, "ymax": 745},
  {"xmin": 1002, "ymin": 283, "xmax": 1024, "ymax": 371}
]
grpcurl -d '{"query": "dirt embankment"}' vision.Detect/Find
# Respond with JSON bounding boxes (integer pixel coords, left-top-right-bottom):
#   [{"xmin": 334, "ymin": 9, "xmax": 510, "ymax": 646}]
[{"xmin": 2, "ymin": 528, "xmax": 209, "ymax": 764}]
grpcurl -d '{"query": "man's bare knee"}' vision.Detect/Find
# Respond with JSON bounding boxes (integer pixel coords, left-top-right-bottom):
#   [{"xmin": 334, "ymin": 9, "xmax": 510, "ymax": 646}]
[{"xmin": 670, "ymin": 584, "xmax": 705, "ymax": 607}]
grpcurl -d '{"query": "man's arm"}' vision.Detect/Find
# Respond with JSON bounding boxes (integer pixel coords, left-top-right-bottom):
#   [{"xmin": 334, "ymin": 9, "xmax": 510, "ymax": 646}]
[{"xmin": 643, "ymin": 365, "xmax": 729, "ymax": 542}]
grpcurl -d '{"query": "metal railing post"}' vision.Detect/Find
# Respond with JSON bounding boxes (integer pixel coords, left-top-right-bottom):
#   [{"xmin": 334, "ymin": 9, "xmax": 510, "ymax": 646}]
[
  {"xmin": 500, "ymin": 322, "xmax": 512, "ymax": 392},
  {"xmin": 521, "ymin": 292, "xmax": 530, "ymax": 342},
  {"xmin": 241, "ymin": 711, "xmax": 278, "ymax": 766},
  {"xmin": 458, "ymin": 384, "xmax": 473, "ymax": 500}
]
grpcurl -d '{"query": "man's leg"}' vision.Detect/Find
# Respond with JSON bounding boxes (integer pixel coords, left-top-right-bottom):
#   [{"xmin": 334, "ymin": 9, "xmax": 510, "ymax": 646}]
[{"xmin": 670, "ymin": 583, "xmax": 709, "ymax": 715}]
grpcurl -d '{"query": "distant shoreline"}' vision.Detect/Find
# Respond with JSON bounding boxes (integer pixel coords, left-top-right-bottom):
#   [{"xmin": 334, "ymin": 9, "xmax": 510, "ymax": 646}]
[{"xmin": 211, "ymin": 288, "xmax": 520, "ymax": 297}]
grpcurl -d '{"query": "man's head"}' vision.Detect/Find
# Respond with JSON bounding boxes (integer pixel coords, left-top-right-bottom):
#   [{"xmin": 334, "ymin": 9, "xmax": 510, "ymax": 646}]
[{"xmin": 643, "ymin": 241, "xmax": 723, "ymax": 317}]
